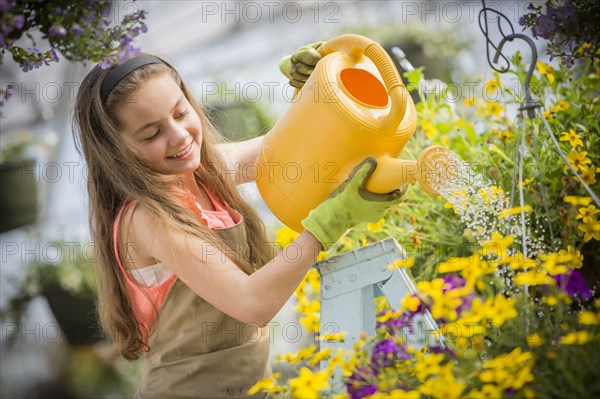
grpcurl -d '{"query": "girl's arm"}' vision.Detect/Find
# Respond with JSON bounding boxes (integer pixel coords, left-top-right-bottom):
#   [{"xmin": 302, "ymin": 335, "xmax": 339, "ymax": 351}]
[
  {"xmin": 131, "ymin": 204, "xmax": 321, "ymax": 327},
  {"xmin": 217, "ymin": 135, "xmax": 264, "ymax": 184}
]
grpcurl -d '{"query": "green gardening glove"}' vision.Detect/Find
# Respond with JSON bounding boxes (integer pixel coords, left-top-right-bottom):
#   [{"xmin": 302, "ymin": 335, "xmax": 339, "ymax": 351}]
[
  {"xmin": 279, "ymin": 41, "xmax": 325, "ymax": 88},
  {"xmin": 301, "ymin": 158, "xmax": 407, "ymax": 250}
]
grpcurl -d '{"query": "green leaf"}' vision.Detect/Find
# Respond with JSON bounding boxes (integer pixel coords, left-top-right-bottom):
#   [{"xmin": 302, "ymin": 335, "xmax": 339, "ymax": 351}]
[
  {"xmin": 402, "ymin": 67, "xmax": 424, "ymax": 87},
  {"xmin": 462, "ymin": 122, "xmax": 478, "ymax": 145}
]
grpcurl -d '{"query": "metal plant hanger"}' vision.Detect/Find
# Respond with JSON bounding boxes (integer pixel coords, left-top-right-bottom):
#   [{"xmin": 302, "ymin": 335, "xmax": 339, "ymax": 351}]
[{"xmin": 478, "ymin": 0, "xmax": 600, "ymax": 258}]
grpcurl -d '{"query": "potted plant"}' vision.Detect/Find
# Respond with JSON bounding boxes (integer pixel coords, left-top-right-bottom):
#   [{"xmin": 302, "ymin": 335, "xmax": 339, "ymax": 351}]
[
  {"xmin": 0, "ymin": 130, "xmax": 41, "ymax": 233},
  {"xmin": 1, "ymin": 239, "xmax": 101, "ymax": 347}
]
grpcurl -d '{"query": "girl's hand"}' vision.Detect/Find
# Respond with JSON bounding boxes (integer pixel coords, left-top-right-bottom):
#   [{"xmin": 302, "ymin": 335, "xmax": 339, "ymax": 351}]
[
  {"xmin": 279, "ymin": 41, "xmax": 324, "ymax": 88},
  {"xmin": 301, "ymin": 157, "xmax": 407, "ymax": 250}
]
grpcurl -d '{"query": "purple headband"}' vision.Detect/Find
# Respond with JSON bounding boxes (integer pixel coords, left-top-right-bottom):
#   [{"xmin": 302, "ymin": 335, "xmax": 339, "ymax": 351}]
[{"xmin": 100, "ymin": 55, "xmax": 167, "ymax": 103}]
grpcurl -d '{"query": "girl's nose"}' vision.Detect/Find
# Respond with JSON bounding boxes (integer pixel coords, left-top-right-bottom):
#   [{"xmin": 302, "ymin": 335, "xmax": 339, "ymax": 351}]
[{"xmin": 167, "ymin": 123, "xmax": 189, "ymax": 146}]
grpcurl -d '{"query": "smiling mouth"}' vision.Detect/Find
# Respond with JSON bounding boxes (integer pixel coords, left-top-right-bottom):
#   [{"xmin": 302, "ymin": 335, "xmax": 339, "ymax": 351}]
[{"xmin": 167, "ymin": 142, "xmax": 193, "ymax": 159}]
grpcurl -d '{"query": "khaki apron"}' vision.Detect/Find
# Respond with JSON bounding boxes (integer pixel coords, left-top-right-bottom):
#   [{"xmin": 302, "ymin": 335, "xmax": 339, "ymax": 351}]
[{"xmin": 135, "ymin": 218, "xmax": 271, "ymax": 398}]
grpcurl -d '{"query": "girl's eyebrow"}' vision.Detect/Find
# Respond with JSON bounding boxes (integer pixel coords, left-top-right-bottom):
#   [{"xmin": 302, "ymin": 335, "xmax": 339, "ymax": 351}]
[{"xmin": 133, "ymin": 95, "xmax": 185, "ymax": 135}]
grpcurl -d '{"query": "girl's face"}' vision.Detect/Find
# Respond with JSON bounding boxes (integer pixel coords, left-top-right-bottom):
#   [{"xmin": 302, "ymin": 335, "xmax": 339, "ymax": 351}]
[{"xmin": 117, "ymin": 73, "xmax": 202, "ymax": 176}]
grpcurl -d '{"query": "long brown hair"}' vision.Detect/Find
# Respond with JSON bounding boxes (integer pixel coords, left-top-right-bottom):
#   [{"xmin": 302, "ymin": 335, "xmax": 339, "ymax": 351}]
[{"xmin": 72, "ymin": 56, "xmax": 272, "ymax": 360}]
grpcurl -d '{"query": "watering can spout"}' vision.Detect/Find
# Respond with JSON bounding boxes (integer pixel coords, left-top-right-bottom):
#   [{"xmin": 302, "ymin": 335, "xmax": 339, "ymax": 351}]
[{"xmin": 366, "ymin": 146, "xmax": 455, "ymax": 196}]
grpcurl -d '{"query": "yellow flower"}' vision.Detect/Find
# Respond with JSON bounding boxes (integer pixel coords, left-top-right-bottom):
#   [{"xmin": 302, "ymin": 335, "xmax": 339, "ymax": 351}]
[
  {"xmin": 339, "ymin": 236, "xmax": 354, "ymax": 251},
  {"xmin": 361, "ymin": 235, "xmax": 368, "ymax": 247},
  {"xmin": 487, "ymin": 101, "xmax": 504, "ymax": 119},
  {"xmin": 481, "ymin": 348, "xmax": 535, "ymax": 390},
  {"xmin": 557, "ymin": 100, "xmax": 570, "ymax": 110},
  {"xmin": 580, "ymin": 165, "xmax": 598, "ymax": 185},
  {"xmin": 402, "ymin": 295, "xmax": 421, "ymax": 312},
  {"xmin": 485, "ymin": 78, "xmax": 501, "ymax": 94},
  {"xmin": 577, "ymin": 205, "xmax": 599, "ymax": 224},
  {"xmin": 538, "ymin": 252, "xmax": 576, "ymax": 275},
  {"xmin": 327, "ymin": 349, "xmax": 345, "ymax": 372},
  {"xmin": 366, "ymin": 218, "xmax": 385, "ymax": 233},
  {"xmin": 376, "ymin": 309, "xmax": 400, "ymax": 324},
  {"xmin": 481, "ymin": 188, "xmax": 490, "ymax": 203},
  {"xmin": 430, "ymin": 291, "xmax": 462, "ymax": 321},
  {"xmin": 438, "ymin": 256, "xmax": 474, "ymax": 273},
  {"xmin": 578, "ymin": 42, "xmax": 592, "ymax": 55},
  {"xmin": 247, "ymin": 373, "xmax": 282, "ymax": 395},
  {"xmin": 414, "ymin": 352, "xmax": 445, "ymax": 381},
  {"xmin": 559, "ymin": 129, "xmax": 584, "ymax": 148},
  {"xmin": 542, "ymin": 296, "xmax": 559, "ymax": 306},
  {"xmin": 499, "ymin": 129, "xmax": 512, "ymax": 143},
  {"xmin": 560, "ymin": 331, "xmax": 592, "ymax": 345},
  {"xmin": 537, "ymin": 61, "xmax": 555, "ymax": 83},
  {"xmin": 275, "ymin": 345, "xmax": 316, "ymax": 365},
  {"xmin": 275, "ymin": 226, "xmax": 299, "ymax": 248},
  {"xmin": 422, "ymin": 120, "xmax": 436, "ymax": 139},
  {"xmin": 487, "ymin": 294, "xmax": 518, "ymax": 326},
  {"xmin": 464, "ymin": 97, "xmax": 476, "ymax": 107},
  {"xmin": 507, "ymin": 252, "xmax": 537, "ymax": 270},
  {"xmin": 307, "ymin": 348, "xmax": 333, "ymax": 365},
  {"xmin": 388, "ymin": 257, "xmax": 415, "ymax": 269},
  {"xmin": 578, "ymin": 219, "xmax": 600, "ymax": 242},
  {"xmin": 318, "ymin": 332, "xmax": 345, "ymax": 343},
  {"xmin": 557, "ymin": 245, "xmax": 584, "ymax": 269},
  {"xmin": 520, "ymin": 178, "xmax": 535, "ymax": 187},
  {"xmin": 527, "ymin": 333, "xmax": 543, "ymax": 347},
  {"xmin": 289, "ymin": 367, "xmax": 330, "ymax": 399},
  {"xmin": 389, "ymin": 390, "xmax": 420, "ymax": 399},
  {"xmin": 563, "ymin": 195, "xmax": 593, "ymax": 206},
  {"xmin": 299, "ymin": 313, "xmax": 320, "ymax": 333},
  {"xmin": 466, "ymin": 384, "xmax": 504, "ymax": 399},
  {"xmin": 498, "ymin": 205, "xmax": 532, "ymax": 218},
  {"xmin": 578, "ymin": 311, "xmax": 599, "ymax": 325},
  {"xmin": 566, "ymin": 149, "xmax": 592, "ymax": 172},
  {"xmin": 514, "ymin": 270, "xmax": 555, "ymax": 286},
  {"xmin": 481, "ymin": 231, "xmax": 514, "ymax": 260},
  {"xmin": 418, "ymin": 362, "xmax": 466, "ymax": 398}
]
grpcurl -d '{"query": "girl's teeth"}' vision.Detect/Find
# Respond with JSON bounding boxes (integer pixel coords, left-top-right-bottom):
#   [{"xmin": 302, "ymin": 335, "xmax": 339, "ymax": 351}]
[{"xmin": 170, "ymin": 145, "xmax": 190, "ymax": 158}]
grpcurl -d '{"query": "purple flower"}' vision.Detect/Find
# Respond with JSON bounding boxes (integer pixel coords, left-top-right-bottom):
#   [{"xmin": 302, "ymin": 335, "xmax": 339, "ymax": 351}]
[
  {"xmin": 48, "ymin": 24, "xmax": 67, "ymax": 37},
  {"xmin": 346, "ymin": 367, "xmax": 378, "ymax": 399},
  {"xmin": 71, "ymin": 24, "xmax": 84, "ymax": 36},
  {"xmin": 0, "ymin": 0, "xmax": 16, "ymax": 13},
  {"xmin": 371, "ymin": 338, "xmax": 410, "ymax": 368},
  {"xmin": 98, "ymin": 54, "xmax": 117, "ymax": 69},
  {"xmin": 442, "ymin": 274, "xmax": 466, "ymax": 291},
  {"xmin": 13, "ymin": 14, "xmax": 25, "ymax": 30},
  {"xmin": 561, "ymin": 56, "xmax": 575, "ymax": 68},
  {"xmin": 0, "ymin": 83, "xmax": 15, "ymax": 106},
  {"xmin": 116, "ymin": 43, "xmax": 141, "ymax": 64},
  {"xmin": 48, "ymin": 49, "xmax": 59, "ymax": 63},
  {"xmin": 554, "ymin": 269, "xmax": 592, "ymax": 300}
]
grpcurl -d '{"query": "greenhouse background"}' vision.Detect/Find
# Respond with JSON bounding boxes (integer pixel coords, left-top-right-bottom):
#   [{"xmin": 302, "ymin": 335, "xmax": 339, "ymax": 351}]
[{"xmin": 2, "ymin": 1, "xmax": 598, "ymax": 398}]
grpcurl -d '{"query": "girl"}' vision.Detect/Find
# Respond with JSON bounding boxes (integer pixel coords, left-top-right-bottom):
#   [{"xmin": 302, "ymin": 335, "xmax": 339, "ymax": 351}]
[{"xmin": 73, "ymin": 51, "xmax": 405, "ymax": 398}]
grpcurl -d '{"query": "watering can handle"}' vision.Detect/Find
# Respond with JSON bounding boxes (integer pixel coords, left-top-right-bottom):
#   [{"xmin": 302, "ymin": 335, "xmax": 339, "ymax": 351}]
[{"xmin": 317, "ymin": 34, "xmax": 409, "ymax": 133}]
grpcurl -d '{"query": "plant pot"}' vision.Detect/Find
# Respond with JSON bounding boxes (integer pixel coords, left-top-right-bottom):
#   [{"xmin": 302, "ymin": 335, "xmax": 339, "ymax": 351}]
[
  {"xmin": 0, "ymin": 159, "xmax": 38, "ymax": 233},
  {"xmin": 43, "ymin": 285, "xmax": 102, "ymax": 347}
]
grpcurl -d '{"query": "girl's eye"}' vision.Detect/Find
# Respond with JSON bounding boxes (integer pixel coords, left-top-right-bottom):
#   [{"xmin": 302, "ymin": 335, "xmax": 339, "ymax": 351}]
[
  {"xmin": 175, "ymin": 109, "xmax": 188, "ymax": 120},
  {"xmin": 145, "ymin": 129, "xmax": 160, "ymax": 141}
]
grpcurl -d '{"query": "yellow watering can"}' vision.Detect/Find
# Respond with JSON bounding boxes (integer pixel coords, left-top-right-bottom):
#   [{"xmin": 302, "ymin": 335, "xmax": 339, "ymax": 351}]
[{"xmin": 256, "ymin": 34, "xmax": 452, "ymax": 232}]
